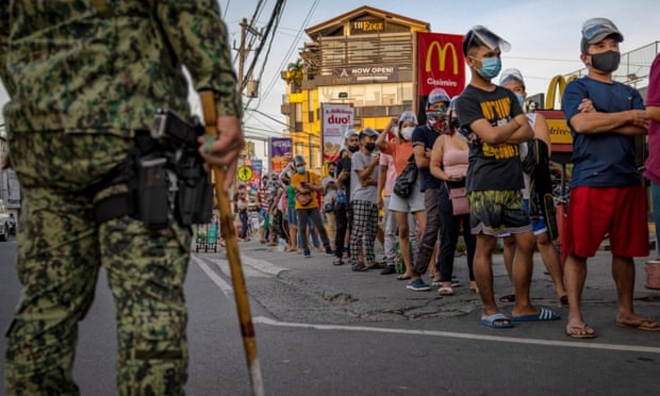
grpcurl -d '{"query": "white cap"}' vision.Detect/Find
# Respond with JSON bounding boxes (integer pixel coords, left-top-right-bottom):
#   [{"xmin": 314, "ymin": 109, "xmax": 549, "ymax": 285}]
[{"xmin": 322, "ymin": 177, "xmax": 335, "ymax": 188}]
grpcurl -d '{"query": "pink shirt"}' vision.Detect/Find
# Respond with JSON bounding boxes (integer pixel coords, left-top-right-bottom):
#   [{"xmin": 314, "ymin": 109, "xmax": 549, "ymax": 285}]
[
  {"xmin": 379, "ymin": 152, "xmax": 397, "ymax": 197},
  {"xmin": 645, "ymin": 53, "xmax": 660, "ymax": 185}
]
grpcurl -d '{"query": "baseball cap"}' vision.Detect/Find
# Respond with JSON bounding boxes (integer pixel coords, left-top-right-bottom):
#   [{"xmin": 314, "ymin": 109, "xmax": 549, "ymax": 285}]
[
  {"xmin": 462, "ymin": 25, "xmax": 511, "ymax": 55},
  {"xmin": 499, "ymin": 68, "xmax": 525, "ymax": 88},
  {"xmin": 360, "ymin": 127, "xmax": 379, "ymax": 138},
  {"xmin": 581, "ymin": 17, "xmax": 623, "ymax": 53},
  {"xmin": 344, "ymin": 129, "xmax": 359, "ymax": 139}
]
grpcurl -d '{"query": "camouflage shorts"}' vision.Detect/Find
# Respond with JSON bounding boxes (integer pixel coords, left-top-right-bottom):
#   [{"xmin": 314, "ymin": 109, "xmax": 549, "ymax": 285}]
[{"xmin": 468, "ymin": 189, "xmax": 532, "ymax": 237}]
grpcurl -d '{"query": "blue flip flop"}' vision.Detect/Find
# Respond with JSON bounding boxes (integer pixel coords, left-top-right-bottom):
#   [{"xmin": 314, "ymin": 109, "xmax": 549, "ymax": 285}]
[
  {"xmin": 480, "ymin": 313, "xmax": 515, "ymax": 329},
  {"xmin": 512, "ymin": 307, "xmax": 561, "ymax": 322}
]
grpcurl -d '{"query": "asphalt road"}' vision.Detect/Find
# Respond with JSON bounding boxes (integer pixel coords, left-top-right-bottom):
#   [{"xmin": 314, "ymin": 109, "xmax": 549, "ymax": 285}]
[{"xmin": 1, "ymin": 237, "xmax": 659, "ymax": 395}]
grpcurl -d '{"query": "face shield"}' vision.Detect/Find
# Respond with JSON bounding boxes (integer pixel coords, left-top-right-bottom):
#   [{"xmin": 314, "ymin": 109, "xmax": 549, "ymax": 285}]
[{"xmin": 464, "ymin": 25, "xmax": 511, "ymax": 54}]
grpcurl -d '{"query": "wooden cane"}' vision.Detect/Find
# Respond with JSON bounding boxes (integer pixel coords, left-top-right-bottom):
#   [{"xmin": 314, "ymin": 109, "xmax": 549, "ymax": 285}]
[{"xmin": 200, "ymin": 91, "xmax": 264, "ymax": 396}]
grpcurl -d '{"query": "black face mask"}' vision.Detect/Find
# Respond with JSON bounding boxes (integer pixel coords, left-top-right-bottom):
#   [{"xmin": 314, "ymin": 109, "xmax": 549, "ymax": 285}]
[
  {"xmin": 590, "ymin": 50, "xmax": 620, "ymax": 73},
  {"xmin": 347, "ymin": 145, "xmax": 359, "ymax": 153},
  {"xmin": 364, "ymin": 143, "xmax": 376, "ymax": 152}
]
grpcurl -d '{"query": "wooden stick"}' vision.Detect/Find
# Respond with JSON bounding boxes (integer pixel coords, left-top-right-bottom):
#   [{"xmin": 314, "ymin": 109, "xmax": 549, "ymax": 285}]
[{"xmin": 200, "ymin": 91, "xmax": 264, "ymax": 396}]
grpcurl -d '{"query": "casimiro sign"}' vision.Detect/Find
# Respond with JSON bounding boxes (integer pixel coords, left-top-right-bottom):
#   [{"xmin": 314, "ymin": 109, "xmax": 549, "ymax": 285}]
[{"xmin": 417, "ymin": 32, "xmax": 465, "ymax": 98}]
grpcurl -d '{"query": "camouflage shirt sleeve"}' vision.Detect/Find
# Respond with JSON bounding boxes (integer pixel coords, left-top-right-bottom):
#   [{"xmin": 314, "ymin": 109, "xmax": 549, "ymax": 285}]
[
  {"xmin": 0, "ymin": 4, "xmax": 14, "ymax": 97},
  {"xmin": 154, "ymin": 0, "xmax": 242, "ymax": 119}
]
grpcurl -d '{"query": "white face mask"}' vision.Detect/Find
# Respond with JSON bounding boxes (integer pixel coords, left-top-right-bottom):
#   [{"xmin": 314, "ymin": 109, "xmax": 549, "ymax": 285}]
[{"xmin": 400, "ymin": 126, "xmax": 415, "ymax": 141}]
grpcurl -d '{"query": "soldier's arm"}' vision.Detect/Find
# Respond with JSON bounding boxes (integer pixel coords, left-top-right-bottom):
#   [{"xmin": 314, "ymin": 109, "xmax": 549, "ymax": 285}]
[
  {"xmin": 0, "ymin": 5, "xmax": 14, "ymax": 97},
  {"xmin": 154, "ymin": 0, "xmax": 241, "ymax": 119}
]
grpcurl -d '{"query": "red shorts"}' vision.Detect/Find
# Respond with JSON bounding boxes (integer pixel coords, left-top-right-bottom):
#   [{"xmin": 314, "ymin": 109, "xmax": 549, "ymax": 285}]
[{"xmin": 562, "ymin": 186, "xmax": 649, "ymax": 258}]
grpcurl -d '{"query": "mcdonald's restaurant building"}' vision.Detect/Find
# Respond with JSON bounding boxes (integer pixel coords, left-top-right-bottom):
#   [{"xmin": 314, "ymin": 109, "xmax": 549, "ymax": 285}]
[{"xmin": 280, "ymin": 6, "xmax": 430, "ymax": 171}]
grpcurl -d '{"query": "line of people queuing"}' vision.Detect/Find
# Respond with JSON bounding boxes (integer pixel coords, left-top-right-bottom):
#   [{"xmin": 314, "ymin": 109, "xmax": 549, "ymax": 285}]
[{"xmin": 237, "ymin": 18, "xmax": 659, "ymax": 337}]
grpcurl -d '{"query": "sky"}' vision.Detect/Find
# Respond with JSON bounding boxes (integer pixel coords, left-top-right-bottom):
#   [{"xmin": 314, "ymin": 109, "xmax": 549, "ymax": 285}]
[{"xmin": 1, "ymin": 0, "xmax": 659, "ymax": 160}]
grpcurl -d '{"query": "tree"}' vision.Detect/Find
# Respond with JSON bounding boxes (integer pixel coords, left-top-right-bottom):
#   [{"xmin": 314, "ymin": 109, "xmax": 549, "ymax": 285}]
[{"xmin": 285, "ymin": 58, "xmax": 304, "ymax": 87}]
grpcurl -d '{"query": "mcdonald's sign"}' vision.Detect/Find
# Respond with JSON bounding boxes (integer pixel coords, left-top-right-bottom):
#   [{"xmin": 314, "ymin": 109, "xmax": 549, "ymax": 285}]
[
  {"xmin": 536, "ymin": 74, "xmax": 580, "ymax": 151},
  {"xmin": 417, "ymin": 32, "xmax": 465, "ymax": 99},
  {"xmin": 425, "ymin": 41, "xmax": 459, "ymax": 75}
]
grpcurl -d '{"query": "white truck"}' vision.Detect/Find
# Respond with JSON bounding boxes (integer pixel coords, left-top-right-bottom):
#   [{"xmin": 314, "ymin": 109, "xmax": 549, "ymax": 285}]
[{"xmin": 0, "ymin": 200, "xmax": 11, "ymax": 241}]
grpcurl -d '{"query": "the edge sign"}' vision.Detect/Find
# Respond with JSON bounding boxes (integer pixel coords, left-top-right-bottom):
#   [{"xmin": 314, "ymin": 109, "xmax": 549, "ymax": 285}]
[{"xmin": 417, "ymin": 32, "xmax": 466, "ymax": 98}]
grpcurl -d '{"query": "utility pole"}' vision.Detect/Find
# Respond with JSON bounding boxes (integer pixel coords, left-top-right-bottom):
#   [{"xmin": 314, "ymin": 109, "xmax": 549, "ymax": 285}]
[
  {"xmin": 233, "ymin": 18, "xmax": 250, "ymax": 186},
  {"xmin": 235, "ymin": 18, "xmax": 248, "ymax": 95}
]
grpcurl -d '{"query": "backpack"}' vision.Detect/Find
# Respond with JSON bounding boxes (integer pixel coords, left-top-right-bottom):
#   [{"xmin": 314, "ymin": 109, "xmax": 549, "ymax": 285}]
[{"xmin": 524, "ymin": 138, "xmax": 559, "ymax": 241}]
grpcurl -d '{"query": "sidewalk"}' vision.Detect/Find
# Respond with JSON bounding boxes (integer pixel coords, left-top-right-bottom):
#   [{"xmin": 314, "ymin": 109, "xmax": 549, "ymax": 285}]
[{"xmin": 199, "ymin": 239, "xmax": 660, "ymax": 323}]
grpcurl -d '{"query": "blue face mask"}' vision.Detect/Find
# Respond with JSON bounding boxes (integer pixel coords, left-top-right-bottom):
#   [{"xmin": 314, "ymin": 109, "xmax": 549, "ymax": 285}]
[
  {"xmin": 476, "ymin": 56, "xmax": 502, "ymax": 80},
  {"xmin": 296, "ymin": 166, "xmax": 306, "ymax": 174},
  {"xmin": 515, "ymin": 93, "xmax": 525, "ymax": 107}
]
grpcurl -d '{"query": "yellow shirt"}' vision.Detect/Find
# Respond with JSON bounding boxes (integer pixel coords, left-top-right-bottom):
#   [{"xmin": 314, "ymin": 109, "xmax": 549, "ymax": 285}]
[{"xmin": 291, "ymin": 171, "xmax": 321, "ymax": 210}]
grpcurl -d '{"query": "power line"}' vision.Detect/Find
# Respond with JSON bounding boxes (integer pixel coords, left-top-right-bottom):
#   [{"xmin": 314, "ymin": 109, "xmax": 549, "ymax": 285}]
[
  {"xmin": 247, "ymin": 108, "xmax": 288, "ymax": 127},
  {"xmin": 504, "ymin": 55, "xmax": 583, "ymax": 63},
  {"xmin": 257, "ymin": 0, "xmax": 321, "ymax": 106},
  {"xmin": 240, "ymin": 0, "xmax": 286, "ymax": 93},
  {"xmin": 243, "ymin": 0, "xmax": 286, "ymax": 109},
  {"xmin": 222, "ymin": 0, "xmax": 231, "ymax": 18}
]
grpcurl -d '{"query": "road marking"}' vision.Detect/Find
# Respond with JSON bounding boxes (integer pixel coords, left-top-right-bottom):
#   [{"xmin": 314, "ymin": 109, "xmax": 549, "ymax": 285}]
[
  {"xmin": 193, "ymin": 254, "xmax": 660, "ymax": 355},
  {"xmin": 193, "ymin": 253, "xmax": 287, "ymax": 278},
  {"xmin": 253, "ymin": 316, "xmax": 660, "ymax": 355},
  {"xmin": 191, "ymin": 256, "xmax": 234, "ymax": 300}
]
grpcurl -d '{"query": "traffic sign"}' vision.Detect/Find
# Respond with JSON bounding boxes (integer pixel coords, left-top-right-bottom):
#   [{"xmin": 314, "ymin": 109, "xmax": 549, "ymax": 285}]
[{"xmin": 237, "ymin": 165, "xmax": 253, "ymax": 182}]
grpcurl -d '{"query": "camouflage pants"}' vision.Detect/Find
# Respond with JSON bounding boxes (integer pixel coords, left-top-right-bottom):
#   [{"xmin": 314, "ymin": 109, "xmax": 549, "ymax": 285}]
[{"xmin": 4, "ymin": 132, "xmax": 191, "ymax": 395}]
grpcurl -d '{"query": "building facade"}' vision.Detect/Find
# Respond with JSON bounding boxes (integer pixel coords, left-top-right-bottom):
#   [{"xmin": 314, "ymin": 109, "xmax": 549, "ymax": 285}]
[{"xmin": 280, "ymin": 6, "xmax": 429, "ymax": 170}]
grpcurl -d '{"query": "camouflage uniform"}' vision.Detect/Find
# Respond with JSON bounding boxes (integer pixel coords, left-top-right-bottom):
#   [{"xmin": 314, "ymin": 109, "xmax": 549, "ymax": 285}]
[{"xmin": 0, "ymin": 1, "xmax": 241, "ymax": 395}]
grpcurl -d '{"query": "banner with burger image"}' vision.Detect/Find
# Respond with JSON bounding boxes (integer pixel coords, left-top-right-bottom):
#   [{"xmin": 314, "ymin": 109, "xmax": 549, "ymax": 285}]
[
  {"xmin": 321, "ymin": 103, "xmax": 354, "ymax": 163},
  {"xmin": 269, "ymin": 137, "xmax": 293, "ymax": 173}
]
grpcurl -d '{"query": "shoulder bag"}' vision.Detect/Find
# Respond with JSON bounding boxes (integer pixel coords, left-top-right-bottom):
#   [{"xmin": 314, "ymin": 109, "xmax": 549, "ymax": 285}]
[
  {"xmin": 295, "ymin": 172, "xmax": 314, "ymax": 206},
  {"xmin": 445, "ymin": 182, "xmax": 469, "ymax": 216},
  {"xmin": 393, "ymin": 154, "xmax": 417, "ymax": 198}
]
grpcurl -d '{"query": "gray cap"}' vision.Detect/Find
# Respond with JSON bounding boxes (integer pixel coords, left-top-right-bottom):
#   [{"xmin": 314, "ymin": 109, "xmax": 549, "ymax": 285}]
[
  {"xmin": 344, "ymin": 129, "xmax": 359, "ymax": 140},
  {"xmin": 581, "ymin": 17, "xmax": 623, "ymax": 53},
  {"xmin": 359, "ymin": 127, "xmax": 379, "ymax": 138}
]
